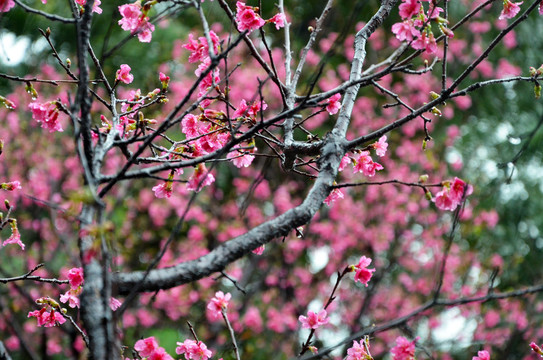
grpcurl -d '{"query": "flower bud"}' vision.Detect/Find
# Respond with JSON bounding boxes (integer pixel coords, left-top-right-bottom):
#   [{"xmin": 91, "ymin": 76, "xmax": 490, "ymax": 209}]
[
  {"xmin": 308, "ymin": 346, "xmax": 318, "ymax": 354},
  {"xmin": 431, "ymin": 107, "xmax": 442, "ymax": 116},
  {"xmin": 45, "ymin": 27, "xmax": 51, "ymax": 37},
  {"xmin": 308, "ymin": 26, "xmax": 314, "ymax": 32},
  {"xmin": 422, "ymin": 139, "xmax": 427, "ymax": 151},
  {"xmin": 530, "ymin": 67, "xmax": 537, "ymax": 77},
  {"xmin": 4, "ymin": 200, "xmax": 10, "ymax": 210},
  {"xmin": 418, "ymin": 174, "xmax": 429, "ymax": 183},
  {"xmin": 535, "ymin": 83, "xmax": 541, "ymax": 99},
  {"xmin": 429, "ymin": 91, "xmax": 440, "ymax": 100},
  {"xmin": 425, "ymin": 191, "xmax": 433, "ymax": 201},
  {"xmin": 66, "ymin": 58, "xmax": 71, "ymax": 68},
  {"xmin": 25, "ymin": 83, "xmax": 38, "ymax": 100}
]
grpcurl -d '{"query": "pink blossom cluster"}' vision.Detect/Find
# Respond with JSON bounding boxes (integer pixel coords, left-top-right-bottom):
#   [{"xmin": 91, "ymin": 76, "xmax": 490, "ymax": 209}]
[
  {"xmin": 390, "ymin": 336, "xmax": 417, "ymax": 360},
  {"xmin": 28, "ymin": 101, "xmax": 64, "ymax": 133},
  {"xmin": 433, "ymin": 177, "xmax": 473, "ymax": 211},
  {"xmin": 207, "ymin": 291, "xmax": 231, "ymax": 320},
  {"xmin": 183, "ymin": 31, "xmax": 221, "ymax": 63},
  {"xmin": 176, "ymin": 339, "xmax": 212, "ymax": 360},
  {"xmin": 235, "ymin": 1, "xmax": 285, "ymax": 33},
  {"xmin": 118, "ymin": 1, "xmax": 155, "ymax": 43},
  {"xmin": 298, "ymin": 309, "xmax": 329, "ymax": 329},
  {"xmin": 135, "ymin": 337, "xmax": 174, "ymax": 360},
  {"xmin": 391, "ymin": 0, "xmax": 452, "ymax": 54},
  {"xmin": 353, "ymin": 256, "xmax": 375, "ymax": 286},
  {"xmin": 353, "ymin": 151, "xmax": 383, "ymax": 177}
]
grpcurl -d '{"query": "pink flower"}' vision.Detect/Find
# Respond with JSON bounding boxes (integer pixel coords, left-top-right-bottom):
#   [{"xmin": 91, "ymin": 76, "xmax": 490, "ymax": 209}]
[
  {"xmin": 176, "ymin": 339, "xmax": 212, "ymax": 360},
  {"xmin": 152, "ymin": 181, "xmax": 173, "ymax": 198},
  {"xmin": 2, "ymin": 220, "xmax": 24, "ymax": 250},
  {"xmin": 298, "ymin": 309, "xmax": 329, "ymax": 330},
  {"xmin": 29, "ymin": 102, "xmax": 64, "ymax": 132},
  {"xmin": 60, "ymin": 288, "xmax": 81, "ymax": 308},
  {"xmin": 433, "ymin": 188, "xmax": 457, "ymax": 211},
  {"xmin": 110, "ymin": 297, "xmax": 122, "ymax": 311},
  {"xmin": 183, "ymin": 31, "xmax": 220, "ymax": 63},
  {"xmin": 116, "ymin": 64, "xmax": 134, "ymax": 84},
  {"xmin": 473, "ymin": 350, "xmax": 490, "ymax": 360},
  {"xmin": 227, "ymin": 145, "xmax": 256, "ymax": 168},
  {"xmin": 346, "ymin": 339, "xmax": 370, "ymax": 360},
  {"xmin": 390, "ymin": 336, "xmax": 417, "ymax": 360},
  {"xmin": 338, "ymin": 155, "xmax": 351, "ymax": 171},
  {"xmin": 392, "ymin": 20, "xmax": 421, "ymax": 42},
  {"xmin": 325, "ymin": 93, "xmax": 342, "ymax": 115},
  {"xmin": 499, "ymin": 0, "xmax": 522, "ymax": 20},
  {"xmin": 353, "ymin": 151, "xmax": 383, "ymax": 177},
  {"xmin": 235, "ymin": 1, "xmax": 265, "ymax": 32},
  {"xmin": 324, "ymin": 188, "xmax": 344, "ymax": 206},
  {"xmin": 411, "ymin": 31, "xmax": 438, "ymax": 54},
  {"xmin": 398, "ymin": 0, "xmax": 420, "ymax": 19},
  {"xmin": 118, "ymin": 3, "xmax": 142, "ymax": 31},
  {"xmin": 207, "ymin": 291, "xmax": 231, "ymax": 320},
  {"xmin": 0, "ymin": 0, "xmax": 15, "ymax": 12},
  {"xmin": 252, "ymin": 245, "xmax": 265, "ymax": 255},
  {"xmin": 187, "ymin": 164, "xmax": 215, "ymax": 192},
  {"xmin": 75, "ymin": 0, "xmax": 102, "ymax": 13},
  {"xmin": 134, "ymin": 337, "xmax": 159, "ymax": 357},
  {"xmin": 67, "ymin": 267, "xmax": 84, "ymax": 290},
  {"xmin": 148, "ymin": 347, "xmax": 174, "ymax": 360},
  {"xmin": 118, "ymin": 3, "xmax": 155, "ymax": 42},
  {"xmin": 181, "ymin": 114, "xmax": 201, "ymax": 138},
  {"xmin": 353, "ymin": 256, "xmax": 375, "ymax": 286},
  {"xmin": 373, "ymin": 135, "xmax": 388, "ymax": 157},
  {"xmin": 28, "ymin": 308, "xmax": 66, "ymax": 327},
  {"xmin": 449, "ymin": 177, "xmax": 473, "ymax": 202},
  {"xmin": 268, "ymin": 13, "xmax": 286, "ymax": 29},
  {"xmin": 1, "ymin": 181, "xmax": 21, "ymax": 191}
]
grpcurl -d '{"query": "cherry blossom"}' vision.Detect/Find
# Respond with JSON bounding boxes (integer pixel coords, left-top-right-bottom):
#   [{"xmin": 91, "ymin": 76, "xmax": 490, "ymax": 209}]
[
  {"xmin": 325, "ymin": 93, "xmax": 342, "ymax": 115},
  {"xmin": 176, "ymin": 339, "xmax": 212, "ymax": 360},
  {"xmin": 268, "ymin": 13, "xmax": 286, "ymax": 30},
  {"xmin": 67, "ymin": 267, "xmax": 84, "ymax": 290},
  {"xmin": 353, "ymin": 151, "xmax": 383, "ymax": 177},
  {"xmin": 373, "ymin": 135, "xmax": 388, "ymax": 157},
  {"xmin": 2, "ymin": 220, "xmax": 24, "ymax": 250},
  {"xmin": 110, "ymin": 297, "xmax": 122, "ymax": 311},
  {"xmin": 473, "ymin": 350, "xmax": 490, "ymax": 360},
  {"xmin": 183, "ymin": 31, "xmax": 220, "ymax": 63},
  {"xmin": 298, "ymin": 309, "xmax": 329, "ymax": 329},
  {"xmin": 134, "ymin": 337, "xmax": 159, "ymax": 357},
  {"xmin": 207, "ymin": 291, "xmax": 231, "ymax": 319},
  {"xmin": 411, "ymin": 31, "xmax": 438, "ymax": 54},
  {"xmin": 499, "ymin": 0, "xmax": 522, "ymax": 20},
  {"xmin": 60, "ymin": 288, "xmax": 81, "ymax": 308},
  {"xmin": 252, "ymin": 245, "xmax": 265, "ymax": 255},
  {"xmin": 392, "ymin": 20, "xmax": 421, "ymax": 42},
  {"xmin": 353, "ymin": 256, "xmax": 375, "ymax": 286},
  {"xmin": 118, "ymin": 2, "xmax": 155, "ymax": 42},
  {"xmin": 235, "ymin": 1, "xmax": 266, "ymax": 33},
  {"xmin": 187, "ymin": 164, "xmax": 215, "ymax": 192},
  {"xmin": 398, "ymin": 0, "xmax": 420, "ymax": 19},
  {"xmin": 28, "ymin": 101, "xmax": 64, "ymax": 132},
  {"xmin": 28, "ymin": 308, "xmax": 66, "ymax": 327},
  {"xmin": 346, "ymin": 339, "xmax": 370, "ymax": 360},
  {"xmin": 116, "ymin": 64, "xmax": 134, "ymax": 84},
  {"xmin": 152, "ymin": 181, "xmax": 173, "ymax": 198},
  {"xmin": 390, "ymin": 336, "xmax": 417, "ymax": 360},
  {"xmin": 324, "ymin": 188, "xmax": 344, "ymax": 206},
  {"xmin": 75, "ymin": 0, "xmax": 102, "ymax": 14},
  {"xmin": 0, "ymin": 0, "xmax": 15, "ymax": 12}
]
